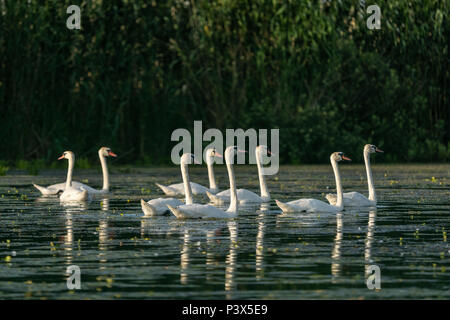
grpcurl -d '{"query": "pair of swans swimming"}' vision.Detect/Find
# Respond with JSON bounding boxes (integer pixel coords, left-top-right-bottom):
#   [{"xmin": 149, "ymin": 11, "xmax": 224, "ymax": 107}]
[
  {"xmin": 33, "ymin": 147, "xmax": 117, "ymax": 202},
  {"xmin": 276, "ymin": 144, "xmax": 383, "ymax": 213},
  {"xmin": 141, "ymin": 145, "xmax": 272, "ymax": 218}
]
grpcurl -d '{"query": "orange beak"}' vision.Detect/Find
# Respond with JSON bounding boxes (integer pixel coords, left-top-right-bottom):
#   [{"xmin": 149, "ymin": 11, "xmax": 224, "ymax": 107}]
[
  {"xmin": 214, "ymin": 152, "xmax": 222, "ymax": 158},
  {"xmin": 375, "ymin": 148, "xmax": 384, "ymax": 153},
  {"xmin": 108, "ymin": 151, "xmax": 117, "ymax": 157},
  {"xmin": 342, "ymin": 155, "xmax": 352, "ymax": 161},
  {"xmin": 58, "ymin": 154, "xmax": 65, "ymax": 160}
]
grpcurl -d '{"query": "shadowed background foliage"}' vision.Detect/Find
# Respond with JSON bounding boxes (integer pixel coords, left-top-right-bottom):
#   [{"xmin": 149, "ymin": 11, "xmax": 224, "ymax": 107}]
[{"xmin": 0, "ymin": 0, "xmax": 448, "ymax": 167}]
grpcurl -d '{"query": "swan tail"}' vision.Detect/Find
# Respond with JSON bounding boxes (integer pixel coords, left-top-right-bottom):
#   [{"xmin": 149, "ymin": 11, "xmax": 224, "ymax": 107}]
[
  {"xmin": 206, "ymin": 191, "xmax": 224, "ymax": 203},
  {"xmin": 141, "ymin": 199, "xmax": 158, "ymax": 217},
  {"xmin": 33, "ymin": 184, "xmax": 59, "ymax": 196},
  {"xmin": 155, "ymin": 183, "xmax": 176, "ymax": 196},
  {"xmin": 167, "ymin": 204, "xmax": 185, "ymax": 219},
  {"xmin": 325, "ymin": 193, "xmax": 337, "ymax": 205},
  {"xmin": 275, "ymin": 199, "xmax": 294, "ymax": 213}
]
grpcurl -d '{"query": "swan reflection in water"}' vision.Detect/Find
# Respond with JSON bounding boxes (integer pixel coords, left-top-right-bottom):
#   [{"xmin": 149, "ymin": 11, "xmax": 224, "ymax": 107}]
[
  {"xmin": 225, "ymin": 220, "xmax": 238, "ymax": 298},
  {"xmin": 61, "ymin": 201, "xmax": 87, "ymax": 281},
  {"xmin": 180, "ymin": 227, "xmax": 191, "ymax": 285},
  {"xmin": 365, "ymin": 210, "xmax": 376, "ymax": 276},
  {"xmin": 331, "ymin": 212, "xmax": 343, "ymax": 283},
  {"xmin": 256, "ymin": 203, "xmax": 270, "ymax": 280},
  {"xmin": 98, "ymin": 199, "xmax": 110, "ymax": 267}
]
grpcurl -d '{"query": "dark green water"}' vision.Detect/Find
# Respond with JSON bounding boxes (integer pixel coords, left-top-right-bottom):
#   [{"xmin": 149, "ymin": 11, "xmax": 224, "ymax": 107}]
[{"xmin": 0, "ymin": 164, "xmax": 449, "ymax": 299}]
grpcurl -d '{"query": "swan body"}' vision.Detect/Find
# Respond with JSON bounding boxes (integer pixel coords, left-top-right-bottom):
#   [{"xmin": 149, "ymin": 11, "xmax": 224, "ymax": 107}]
[
  {"xmin": 33, "ymin": 147, "xmax": 116, "ymax": 196},
  {"xmin": 167, "ymin": 203, "xmax": 235, "ymax": 219},
  {"xmin": 60, "ymin": 186, "xmax": 89, "ymax": 202},
  {"xmin": 155, "ymin": 182, "xmax": 212, "ymax": 196},
  {"xmin": 58, "ymin": 151, "xmax": 91, "ymax": 202},
  {"xmin": 167, "ymin": 147, "xmax": 239, "ymax": 219},
  {"xmin": 140, "ymin": 198, "xmax": 183, "ymax": 216},
  {"xmin": 327, "ymin": 191, "xmax": 375, "ymax": 207},
  {"xmin": 326, "ymin": 144, "xmax": 383, "ymax": 207},
  {"xmin": 207, "ymin": 145, "xmax": 271, "ymax": 204},
  {"xmin": 276, "ymin": 152, "xmax": 350, "ymax": 213}
]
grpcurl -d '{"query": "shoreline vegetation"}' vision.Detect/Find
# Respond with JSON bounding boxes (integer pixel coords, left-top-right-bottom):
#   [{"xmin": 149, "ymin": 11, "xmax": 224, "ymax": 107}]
[
  {"xmin": 0, "ymin": 1, "xmax": 448, "ymax": 165},
  {"xmin": 0, "ymin": 161, "xmax": 448, "ymax": 177}
]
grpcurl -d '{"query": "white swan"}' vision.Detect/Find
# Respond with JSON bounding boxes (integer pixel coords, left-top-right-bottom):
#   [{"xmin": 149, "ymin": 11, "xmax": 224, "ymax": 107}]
[
  {"xmin": 326, "ymin": 144, "xmax": 383, "ymax": 207},
  {"xmin": 206, "ymin": 145, "xmax": 271, "ymax": 204},
  {"xmin": 166, "ymin": 146, "xmax": 239, "ymax": 219},
  {"xmin": 58, "ymin": 151, "xmax": 90, "ymax": 202},
  {"xmin": 275, "ymin": 152, "xmax": 351, "ymax": 213},
  {"xmin": 33, "ymin": 147, "xmax": 117, "ymax": 196},
  {"xmin": 155, "ymin": 148, "xmax": 221, "ymax": 196},
  {"xmin": 140, "ymin": 153, "xmax": 200, "ymax": 216}
]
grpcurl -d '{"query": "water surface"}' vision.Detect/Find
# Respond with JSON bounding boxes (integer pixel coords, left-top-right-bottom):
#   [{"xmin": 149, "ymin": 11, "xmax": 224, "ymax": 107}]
[{"xmin": 0, "ymin": 164, "xmax": 449, "ymax": 299}]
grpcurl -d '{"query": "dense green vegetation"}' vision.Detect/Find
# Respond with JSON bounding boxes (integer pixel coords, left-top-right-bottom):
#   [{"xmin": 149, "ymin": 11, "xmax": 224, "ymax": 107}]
[{"xmin": 0, "ymin": 0, "xmax": 448, "ymax": 166}]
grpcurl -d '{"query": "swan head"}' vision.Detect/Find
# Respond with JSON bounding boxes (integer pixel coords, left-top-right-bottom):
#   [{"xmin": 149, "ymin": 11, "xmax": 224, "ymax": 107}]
[
  {"xmin": 205, "ymin": 148, "xmax": 222, "ymax": 164},
  {"xmin": 180, "ymin": 153, "xmax": 199, "ymax": 165},
  {"xmin": 224, "ymin": 146, "xmax": 238, "ymax": 164},
  {"xmin": 58, "ymin": 151, "xmax": 75, "ymax": 161},
  {"xmin": 99, "ymin": 147, "xmax": 117, "ymax": 158},
  {"xmin": 256, "ymin": 145, "xmax": 272, "ymax": 160},
  {"xmin": 224, "ymin": 146, "xmax": 246, "ymax": 164},
  {"xmin": 364, "ymin": 144, "xmax": 384, "ymax": 154},
  {"xmin": 331, "ymin": 152, "xmax": 351, "ymax": 162}
]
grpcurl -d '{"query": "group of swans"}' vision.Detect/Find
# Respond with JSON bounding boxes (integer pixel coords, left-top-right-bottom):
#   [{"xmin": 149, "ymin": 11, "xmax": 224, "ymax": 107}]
[
  {"xmin": 33, "ymin": 147, "xmax": 117, "ymax": 202},
  {"xmin": 32, "ymin": 142, "xmax": 383, "ymax": 217},
  {"xmin": 141, "ymin": 145, "xmax": 273, "ymax": 219}
]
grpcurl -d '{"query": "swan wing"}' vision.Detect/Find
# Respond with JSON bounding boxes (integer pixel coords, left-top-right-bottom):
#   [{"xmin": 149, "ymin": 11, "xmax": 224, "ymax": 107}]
[
  {"xmin": 141, "ymin": 198, "xmax": 183, "ymax": 216},
  {"xmin": 60, "ymin": 186, "xmax": 89, "ymax": 202},
  {"xmin": 210, "ymin": 188, "xmax": 262, "ymax": 203},
  {"xmin": 326, "ymin": 191, "xmax": 374, "ymax": 207},
  {"xmin": 168, "ymin": 204, "xmax": 231, "ymax": 219}
]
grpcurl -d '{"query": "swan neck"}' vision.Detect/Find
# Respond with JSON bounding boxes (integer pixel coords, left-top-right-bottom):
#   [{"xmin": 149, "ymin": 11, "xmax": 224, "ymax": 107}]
[
  {"xmin": 331, "ymin": 158, "xmax": 343, "ymax": 210},
  {"xmin": 99, "ymin": 152, "xmax": 109, "ymax": 191},
  {"xmin": 66, "ymin": 157, "xmax": 74, "ymax": 189},
  {"xmin": 256, "ymin": 150, "xmax": 270, "ymax": 200},
  {"xmin": 364, "ymin": 151, "xmax": 376, "ymax": 202},
  {"xmin": 207, "ymin": 162, "xmax": 218, "ymax": 191},
  {"xmin": 226, "ymin": 160, "xmax": 238, "ymax": 214},
  {"xmin": 181, "ymin": 163, "xmax": 194, "ymax": 205}
]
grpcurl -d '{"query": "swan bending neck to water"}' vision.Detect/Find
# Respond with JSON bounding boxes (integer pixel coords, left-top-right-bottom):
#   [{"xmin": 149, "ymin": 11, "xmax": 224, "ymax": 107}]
[
  {"xmin": 326, "ymin": 144, "xmax": 383, "ymax": 207},
  {"xmin": 206, "ymin": 145, "xmax": 271, "ymax": 204},
  {"xmin": 33, "ymin": 147, "xmax": 117, "ymax": 196},
  {"xmin": 167, "ymin": 146, "xmax": 239, "ymax": 219},
  {"xmin": 155, "ymin": 148, "xmax": 221, "ymax": 196},
  {"xmin": 58, "ymin": 151, "xmax": 90, "ymax": 202},
  {"xmin": 275, "ymin": 152, "xmax": 351, "ymax": 213}
]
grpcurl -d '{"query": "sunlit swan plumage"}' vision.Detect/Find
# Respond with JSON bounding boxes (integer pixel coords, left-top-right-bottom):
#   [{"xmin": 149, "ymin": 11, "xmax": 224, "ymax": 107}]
[
  {"xmin": 58, "ymin": 151, "xmax": 91, "ymax": 202},
  {"xmin": 275, "ymin": 152, "xmax": 351, "ymax": 213},
  {"xmin": 167, "ymin": 146, "xmax": 239, "ymax": 219},
  {"xmin": 33, "ymin": 147, "xmax": 116, "ymax": 196},
  {"xmin": 206, "ymin": 145, "xmax": 271, "ymax": 204},
  {"xmin": 156, "ymin": 148, "xmax": 221, "ymax": 196},
  {"xmin": 326, "ymin": 144, "xmax": 383, "ymax": 207}
]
